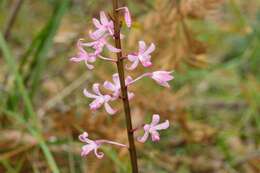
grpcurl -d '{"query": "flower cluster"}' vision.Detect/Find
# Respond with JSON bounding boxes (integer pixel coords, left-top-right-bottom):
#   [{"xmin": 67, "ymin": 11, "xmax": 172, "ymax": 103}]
[{"xmin": 71, "ymin": 7, "xmax": 173, "ymax": 159}]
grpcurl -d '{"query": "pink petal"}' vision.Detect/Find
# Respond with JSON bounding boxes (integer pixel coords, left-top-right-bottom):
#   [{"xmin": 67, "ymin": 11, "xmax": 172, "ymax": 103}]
[
  {"xmin": 82, "ymin": 41, "xmax": 97, "ymax": 47},
  {"xmin": 79, "ymin": 132, "xmax": 94, "ymax": 143},
  {"xmin": 103, "ymin": 95, "xmax": 112, "ymax": 102},
  {"xmin": 70, "ymin": 57, "xmax": 84, "ymax": 62},
  {"xmin": 154, "ymin": 120, "xmax": 170, "ymax": 130},
  {"xmin": 151, "ymin": 71, "xmax": 174, "ymax": 88},
  {"xmin": 151, "ymin": 131, "xmax": 160, "ymax": 142},
  {"xmin": 77, "ymin": 39, "xmax": 84, "ymax": 49},
  {"xmin": 90, "ymin": 28, "xmax": 106, "ymax": 40},
  {"xmin": 79, "ymin": 132, "xmax": 88, "ymax": 142},
  {"xmin": 81, "ymin": 143, "xmax": 96, "ymax": 157},
  {"xmin": 100, "ymin": 11, "xmax": 109, "ymax": 25},
  {"xmin": 137, "ymin": 130, "xmax": 149, "ymax": 143},
  {"xmin": 106, "ymin": 43, "xmax": 121, "ymax": 53},
  {"xmin": 87, "ymin": 55, "xmax": 96, "ymax": 62},
  {"xmin": 84, "ymin": 60, "xmax": 94, "ymax": 70},
  {"xmin": 89, "ymin": 98, "xmax": 104, "ymax": 110},
  {"xmin": 159, "ymin": 81, "xmax": 170, "ymax": 88},
  {"xmin": 107, "ymin": 26, "xmax": 115, "ymax": 36},
  {"xmin": 104, "ymin": 103, "xmax": 117, "ymax": 115},
  {"xmin": 140, "ymin": 56, "xmax": 152, "ymax": 67},
  {"xmin": 112, "ymin": 73, "xmax": 120, "ymax": 86},
  {"xmin": 103, "ymin": 81, "xmax": 115, "ymax": 91},
  {"xmin": 151, "ymin": 114, "xmax": 160, "ymax": 126},
  {"xmin": 94, "ymin": 148, "xmax": 104, "ymax": 159},
  {"xmin": 120, "ymin": 7, "xmax": 131, "ymax": 28},
  {"xmin": 125, "ymin": 76, "xmax": 133, "ymax": 85},
  {"xmin": 127, "ymin": 54, "xmax": 138, "ymax": 62},
  {"xmin": 92, "ymin": 83, "xmax": 102, "ymax": 95},
  {"xmin": 92, "ymin": 18, "xmax": 102, "ymax": 28},
  {"xmin": 153, "ymin": 71, "xmax": 174, "ymax": 81},
  {"xmin": 112, "ymin": 91, "xmax": 121, "ymax": 99},
  {"xmin": 126, "ymin": 59, "xmax": 139, "ymax": 70},
  {"xmin": 143, "ymin": 43, "xmax": 155, "ymax": 56},
  {"xmin": 83, "ymin": 89, "xmax": 97, "ymax": 99},
  {"xmin": 138, "ymin": 41, "xmax": 147, "ymax": 53},
  {"xmin": 128, "ymin": 92, "xmax": 135, "ymax": 100}
]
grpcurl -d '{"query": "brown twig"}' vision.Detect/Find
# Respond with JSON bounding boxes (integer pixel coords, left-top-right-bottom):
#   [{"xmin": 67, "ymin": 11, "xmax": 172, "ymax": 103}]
[
  {"xmin": 112, "ymin": 0, "xmax": 139, "ymax": 172},
  {"xmin": 4, "ymin": 0, "xmax": 25, "ymax": 40}
]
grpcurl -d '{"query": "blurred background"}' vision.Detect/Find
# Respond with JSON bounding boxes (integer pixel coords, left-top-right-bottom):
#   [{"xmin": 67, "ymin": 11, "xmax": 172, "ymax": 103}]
[{"xmin": 0, "ymin": 0, "xmax": 260, "ymax": 172}]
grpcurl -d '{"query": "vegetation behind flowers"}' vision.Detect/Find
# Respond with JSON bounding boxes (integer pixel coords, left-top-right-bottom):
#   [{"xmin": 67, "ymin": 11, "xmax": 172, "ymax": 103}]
[{"xmin": 0, "ymin": 0, "xmax": 259, "ymax": 172}]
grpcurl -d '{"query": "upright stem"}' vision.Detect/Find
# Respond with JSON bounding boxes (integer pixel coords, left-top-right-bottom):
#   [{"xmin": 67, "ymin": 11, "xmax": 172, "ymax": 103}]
[{"xmin": 112, "ymin": 0, "xmax": 139, "ymax": 173}]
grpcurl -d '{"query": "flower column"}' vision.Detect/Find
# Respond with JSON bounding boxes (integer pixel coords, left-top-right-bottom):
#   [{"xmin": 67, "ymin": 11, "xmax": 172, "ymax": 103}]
[{"xmin": 112, "ymin": 0, "xmax": 139, "ymax": 173}]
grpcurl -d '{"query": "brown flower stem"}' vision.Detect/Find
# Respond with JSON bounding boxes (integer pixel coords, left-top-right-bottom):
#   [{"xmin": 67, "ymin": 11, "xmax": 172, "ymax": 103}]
[{"xmin": 112, "ymin": 0, "xmax": 139, "ymax": 173}]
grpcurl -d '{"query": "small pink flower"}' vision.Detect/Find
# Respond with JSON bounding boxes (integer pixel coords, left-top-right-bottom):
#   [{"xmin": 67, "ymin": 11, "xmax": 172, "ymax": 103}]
[
  {"xmin": 137, "ymin": 114, "xmax": 169, "ymax": 143},
  {"xmin": 83, "ymin": 34, "xmax": 121, "ymax": 56},
  {"xmin": 79, "ymin": 132, "xmax": 127, "ymax": 159},
  {"xmin": 149, "ymin": 71, "xmax": 174, "ymax": 88},
  {"xmin": 83, "ymin": 83, "xmax": 117, "ymax": 115},
  {"xmin": 126, "ymin": 41, "xmax": 155, "ymax": 70},
  {"xmin": 117, "ymin": 7, "xmax": 132, "ymax": 28},
  {"xmin": 126, "ymin": 71, "xmax": 174, "ymax": 88},
  {"xmin": 103, "ymin": 73, "xmax": 134, "ymax": 100},
  {"xmin": 91, "ymin": 11, "xmax": 114, "ymax": 39},
  {"xmin": 70, "ymin": 39, "xmax": 96, "ymax": 70}
]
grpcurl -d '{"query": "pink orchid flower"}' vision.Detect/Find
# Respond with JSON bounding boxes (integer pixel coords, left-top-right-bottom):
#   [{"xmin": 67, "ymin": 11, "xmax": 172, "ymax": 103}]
[
  {"xmin": 90, "ymin": 11, "xmax": 114, "ymax": 39},
  {"xmin": 83, "ymin": 83, "xmax": 117, "ymax": 115},
  {"xmin": 126, "ymin": 41, "xmax": 155, "ymax": 70},
  {"xmin": 103, "ymin": 73, "xmax": 134, "ymax": 100},
  {"xmin": 127, "ymin": 71, "xmax": 174, "ymax": 88},
  {"xmin": 117, "ymin": 7, "xmax": 131, "ymax": 28},
  {"xmin": 137, "ymin": 114, "xmax": 169, "ymax": 143},
  {"xmin": 83, "ymin": 34, "xmax": 121, "ymax": 56},
  {"xmin": 70, "ymin": 39, "xmax": 96, "ymax": 70},
  {"xmin": 149, "ymin": 71, "xmax": 174, "ymax": 88},
  {"xmin": 79, "ymin": 132, "xmax": 127, "ymax": 159}
]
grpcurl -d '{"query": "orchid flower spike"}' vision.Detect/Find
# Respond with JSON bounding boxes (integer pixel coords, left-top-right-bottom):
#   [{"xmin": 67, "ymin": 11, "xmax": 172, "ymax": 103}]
[
  {"xmin": 103, "ymin": 73, "xmax": 134, "ymax": 100},
  {"xmin": 126, "ymin": 41, "xmax": 155, "ymax": 70},
  {"xmin": 83, "ymin": 34, "xmax": 121, "ymax": 56},
  {"xmin": 70, "ymin": 39, "xmax": 96, "ymax": 70},
  {"xmin": 138, "ymin": 114, "xmax": 169, "ymax": 143},
  {"xmin": 83, "ymin": 83, "xmax": 117, "ymax": 115},
  {"xmin": 91, "ymin": 11, "xmax": 114, "ymax": 39},
  {"xmin": 117, "ymin": 7, "xmax": 132, "ymax": 28},
  {"xmin": 79, "ymin": 132, "xmax": 127, "ymax": 159}
]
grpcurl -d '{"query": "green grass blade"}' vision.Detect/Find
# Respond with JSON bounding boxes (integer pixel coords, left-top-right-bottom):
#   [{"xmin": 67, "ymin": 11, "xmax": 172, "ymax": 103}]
[
  {"xmin": 0, "ymin": 34, "xmax": 60, "ymax": 173},
  {"xmin": 28, "ymin": 0, "xmax": 69, "ymax": 98}
]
